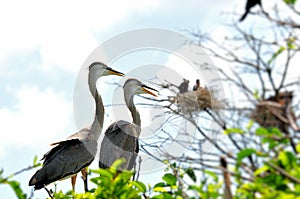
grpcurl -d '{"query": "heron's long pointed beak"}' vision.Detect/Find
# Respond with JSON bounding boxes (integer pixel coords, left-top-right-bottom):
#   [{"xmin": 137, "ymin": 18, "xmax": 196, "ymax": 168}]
[
  {"xmin": 142, "ymin": 85, "xmax": 158, "ymax": 97},
  {"xmin": 107, "ymin": 68, "xmax": 125, "ymax": 76}
]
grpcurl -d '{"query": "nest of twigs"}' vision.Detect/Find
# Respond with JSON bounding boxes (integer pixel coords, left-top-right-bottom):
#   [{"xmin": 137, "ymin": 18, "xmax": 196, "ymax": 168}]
[
  {"xmin": 195, "ymin": 88, "xmax": 213, "ymax": 109},
  {"xmin": 250, "ymin": 92, "xmax": 294, "ymax": 132},
  {"xmin": 251, "ymin": 101, "xmax": 288, "ymax": 131},
  {"xmin": 176, "ymin": 88, "xmax": 222, "ymax": 114}
]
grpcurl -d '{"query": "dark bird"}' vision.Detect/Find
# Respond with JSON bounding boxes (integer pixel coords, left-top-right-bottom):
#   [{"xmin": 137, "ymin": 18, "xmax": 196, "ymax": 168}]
[
  {"xmin": 240, "ymin": 0, "xmax": 262, "ymax": 22},
  {"xmin": 29, "ymin": 62, "xmax": 124, "ymax": 193},
  {"xmin": 99, "ymin": 78, "xmax": 157, "ymax": 171}
]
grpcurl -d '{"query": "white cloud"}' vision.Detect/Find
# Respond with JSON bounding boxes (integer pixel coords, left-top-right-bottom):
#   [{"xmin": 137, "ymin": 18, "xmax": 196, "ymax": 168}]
[
  {"xmin": 0, "ymin": 0, "xmax": 161, "ymax": 74},
  {"xmin": 0, "ymin": 87, "xmax": 73, "ymax": 157}
]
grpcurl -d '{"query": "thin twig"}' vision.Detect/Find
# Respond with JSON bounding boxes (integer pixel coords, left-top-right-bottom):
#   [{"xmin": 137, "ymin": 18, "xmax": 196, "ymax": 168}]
[
  {"xmin": 0, "ymin": 164, "xmax": 39, "ymax": 183},
  {"xmin": 44, "ymin": 186, "xmax": 54, "ymax": 199}
]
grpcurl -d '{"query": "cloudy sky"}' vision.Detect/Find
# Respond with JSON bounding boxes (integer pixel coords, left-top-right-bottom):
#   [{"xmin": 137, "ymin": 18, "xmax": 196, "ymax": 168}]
[{"xmin": 0, "ymin": 0, "xmax": 288, "ymax": 198}]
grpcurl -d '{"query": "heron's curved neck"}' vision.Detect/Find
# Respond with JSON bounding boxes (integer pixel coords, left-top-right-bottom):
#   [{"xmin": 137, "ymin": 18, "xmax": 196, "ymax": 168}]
[
  {"xmin": 89, "ymin": 72, "xmax": 104, "ymax": 140},
  {"xmin": 125, "ymin": 95, "xmax": 141, "ymax": 131}
]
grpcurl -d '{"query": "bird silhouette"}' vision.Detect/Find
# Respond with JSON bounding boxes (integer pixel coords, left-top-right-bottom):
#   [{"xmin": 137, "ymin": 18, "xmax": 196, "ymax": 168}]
[{"xmin": 240, "ymin": 0, "xmax": 262, "ymax": 22}]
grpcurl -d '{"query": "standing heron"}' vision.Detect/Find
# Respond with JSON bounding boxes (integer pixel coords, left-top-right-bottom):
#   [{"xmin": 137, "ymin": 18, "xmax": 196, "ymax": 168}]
[
  {"xmin": 99, "ymin": 78, "xmax": 157, "ymax": 171},
  {"xmin": 29, "ymin": 62, "xmax": 124, "ymax": 194}
]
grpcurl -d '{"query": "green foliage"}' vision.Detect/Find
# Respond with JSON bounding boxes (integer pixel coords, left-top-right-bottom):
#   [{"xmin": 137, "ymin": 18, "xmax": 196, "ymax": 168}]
[
  {"xmin": 236, "ymin": 148, "xmax": 257, "ymax": 166},
  {"xmin": 1, "ymin": 129, "xmax": 300, "ymax": 199},
  {"xmin": 224, "ymin": 128, "xmax": 245, "ymax": 135},
  {"xmin": 33, "ymin": 155, "xmax": 42, "ymax": 167},
  {"xmin": 7, "ymin": 181, "xmax": 27, "ymax": 199},
  {"xmin": 267, "ymin": 35, "xmax": 298, "ymax": 65},
  {"xmin": 253, "ymin": 90, "xmax": 260, "ymax": 100},
  {"xmin": 75, "ymin": 158, "xmax": 145, "ymax": 199},
  {"xmin": 0, "ymin": 170, "xmax": 28, "ymax": 199},
  {"xmin": 0, "ymin": 156, "xmax": 42, "ymax": 199},
  {"xmin": 256, "ymin": 127, "xmax": 289, "ymax": 149},
  {"xmin": 236, "ymin": 127, "xmax": 300, "ymax": 198},
  {"xmin": 267, "ymin": 46, "xmax": 285, "ymax": 65},
  {"xmin": 283, "ymin": 0, "xmax": 297, "ymax": 5},
  {"xmin": 184, "ymin": 167, "xmax": 196, "ymax": 182},
  {"xmin": 53, "ymin": 190, "xmax": 74, "ymax": 199},
  {"xmin": 188, "ymin": 170, "xmax": 222, "ymax": 199},
  {"xmin": 246, "ymin": 120, "xmax": 254, "ymax": 131},
  {"xmin": 162, "ymin": 173, "xmax": 177, "ymax": 186}
]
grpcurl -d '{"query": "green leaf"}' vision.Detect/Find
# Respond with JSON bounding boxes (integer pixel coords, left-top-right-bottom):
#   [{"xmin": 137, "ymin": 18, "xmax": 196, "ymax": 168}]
[
  {"xmin": 162, "ymin": 173, "xmax": 177, "ymax": 186},
  {"xmin": 33, "ymin": 155, "xmax": 41, "ymax": 167},
  {"xmin": 246, "ymin": 120, "xmax": 254, "ymax": 130},
  {"xmin": 7, "ymin": 180, "xmax": 26, "ymax": 199},
  {"xmin": 269, "ymin": 127, "xmax": 282, "ymax": 136},
  {"xmin": 254, "ymin": 90, "xmax": 259, "ymax": 100},
  {"xmin": 154, "ymin": 182, "xmax": 166, "ymax": 188},
  {"xmin": 90, "ymin": 176, "xmax": 101, "ymax": 185},
  {"xmin": 188, "ymin": 185, "xmax": 201, "ymax": 192},
  {"xmin": 256, "ymin": 127, "xmax": 269, "ymax": 136},
  {"xmin": 33, "ymin": 155, "xmax": 38, "ymax": 165},
  {"xmin": 163, "ymin": 159, "xmax": 169, "ymax": 165},
  {"xmin": 278, "ymin": 151, "xmax": 296, "ymax": 167},
  {"xmin": 267, "ymin": 46, "xmax": 285, "ymax": 65},
  {"xmin": 284, "ymin": 0, "xmax": 297, "ymax": 5},
  {"xmin": 131, "ymin": 181, "xmax": 147, "ymax": 193},
  {"xmin": 0, "ymin": 169, "xmax": 4, "ymax": 183},
  {"xmin": 287, "ymin": 36, "xmax": 297, "ymax": 49},
  {"xmin": 185, "ymin": 167, "xmax": 197, "ymax": 182},
  {"xmin": 237, "ymin": 148, "xmax": 257, "ymax": 164},
  {"xmin": 296, "ymin": 143, "xmax": 300, "ymax": 153},
  {"xmin": 287, "ymin": 43, "xmax": 297, "ymax": 50},
  {"xmin": 110, "ymin": 158, "xmax": 126, "ymax": 171},
  {"xmin": 224, "ymin": 128, "xmax": 244, "ymax": 135},
  {"xmin": 153, "ymin": 186, "xmax": 168, "ymax": 193},
  {"xmin": 262, "ymin": 137, "xmax": 278, "ymax": 149},
  {"xmin": 254, "ymin": 165, "xmax": 269, "ymax": 176},
  {"xmin": 152, "ymin": 193, "xmax": 173, "ymax": 199},
  {"xmin": 170, "ymin": 162, "xmax": 177, "ymax": 169},
  {"xmin": 91, "ymin": 169, "xmax": 113, "ymax": 180}
]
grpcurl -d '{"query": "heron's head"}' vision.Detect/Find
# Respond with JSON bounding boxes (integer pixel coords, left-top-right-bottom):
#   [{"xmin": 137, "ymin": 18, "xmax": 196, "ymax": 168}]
[
  {"xmin": 123, "ymin": 78, "xmax": 158, "ymax": 97},
  {"xmin": 88, "ymin": 62, "xmax": 124, "ymax": 77}
]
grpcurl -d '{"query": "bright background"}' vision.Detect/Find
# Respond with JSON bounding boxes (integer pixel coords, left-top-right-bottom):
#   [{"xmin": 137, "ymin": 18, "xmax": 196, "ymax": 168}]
[{"xmin": 0, "ymin": 0, "xmax": 281, "ymax": 198}]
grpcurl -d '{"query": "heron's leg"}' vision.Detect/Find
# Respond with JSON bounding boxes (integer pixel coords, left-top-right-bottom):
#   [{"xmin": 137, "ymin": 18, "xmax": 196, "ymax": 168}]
[
  {"xmin": 71, "ymin": 174, "xmax": 77, "ymax": 193},
  {"xmin": 81, "ymin": 167, "xmax": 88, "ymax": 192},
  {"xmin": 132, "ymin": 161, "xmax": 137, "ymax": 181}
]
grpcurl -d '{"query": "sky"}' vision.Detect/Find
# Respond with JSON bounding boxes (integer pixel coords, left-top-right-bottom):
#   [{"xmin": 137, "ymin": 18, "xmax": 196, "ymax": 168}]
[{"xmin": 0, "ymin": 0, "xmax": 294, "ymax": 198}]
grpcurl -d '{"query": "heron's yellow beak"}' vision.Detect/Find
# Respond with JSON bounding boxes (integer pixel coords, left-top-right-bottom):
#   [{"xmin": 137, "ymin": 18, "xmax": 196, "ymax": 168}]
[
  {"xmin": 107, "ymin": 68, "xmax": 125, "ymax": 76},
  {"xmin": 141, "ymin": 85, "xmax": 158, "ymax": 97}
]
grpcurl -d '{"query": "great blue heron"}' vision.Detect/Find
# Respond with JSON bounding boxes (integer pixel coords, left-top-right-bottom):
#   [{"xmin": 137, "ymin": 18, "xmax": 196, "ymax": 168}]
[
  {"xmin": 240, "ymin": 0, "xmax": 262, "ymax": 22},
  {"xmin": 99, "ymin": 78, "xmax": 157, "ymax": 171},
  {"xmin": 29, "ymin": 62, "xmax": 124, "ymax": 194}
]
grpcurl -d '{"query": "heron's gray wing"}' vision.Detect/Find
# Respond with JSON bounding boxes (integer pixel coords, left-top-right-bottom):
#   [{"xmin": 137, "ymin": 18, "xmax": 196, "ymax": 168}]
[
  {"xmin": 29, "ymin": 137, "xmax": 96, "ymax": 190},
  {"xmin": 105, "ymin": 120, "xmax": 138, "ymax": 151},
  {"xmin": 99, "ymin": 120, "xmax": 139, "ymax": 170}
]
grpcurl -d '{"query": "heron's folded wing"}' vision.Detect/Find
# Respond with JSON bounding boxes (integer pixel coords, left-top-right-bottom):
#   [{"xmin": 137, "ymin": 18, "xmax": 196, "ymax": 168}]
[
  {"xmin": 30, "ymin": 139, "xmax": 95, "ymax": 189},
  {"xmin": 99, "ymin": 120, "xmax": 139, "ymax": 170}
]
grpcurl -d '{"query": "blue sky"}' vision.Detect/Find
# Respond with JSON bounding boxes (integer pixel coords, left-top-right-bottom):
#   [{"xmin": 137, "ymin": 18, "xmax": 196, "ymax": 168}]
[{"xmin": 0, "ymin": 0, "xmax": 289, "ymax": 198}]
